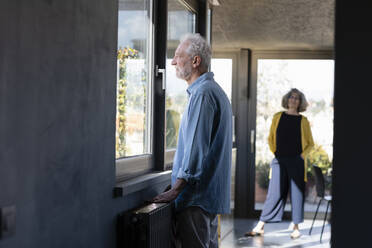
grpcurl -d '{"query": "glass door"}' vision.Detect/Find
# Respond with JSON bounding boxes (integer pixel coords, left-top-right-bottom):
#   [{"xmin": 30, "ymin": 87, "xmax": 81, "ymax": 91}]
[{"xmin": 253, "ymin": 56, "xmax": 334, "ymax": 216}]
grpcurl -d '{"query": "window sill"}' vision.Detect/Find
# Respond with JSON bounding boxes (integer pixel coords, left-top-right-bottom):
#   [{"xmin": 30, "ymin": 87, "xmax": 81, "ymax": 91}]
[{"xmin": 113, "ymin": 170, "xmax": 172, "ymax": 198}]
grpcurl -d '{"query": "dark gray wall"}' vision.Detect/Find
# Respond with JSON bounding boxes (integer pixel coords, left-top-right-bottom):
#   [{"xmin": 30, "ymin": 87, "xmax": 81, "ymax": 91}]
[
  {"xmin": 332, "ymin": 1, "xmax": 372, "ymax": 247},
  {"xmin": 0, "ymin": 1, "xmax": 167, "ymax": 247}
]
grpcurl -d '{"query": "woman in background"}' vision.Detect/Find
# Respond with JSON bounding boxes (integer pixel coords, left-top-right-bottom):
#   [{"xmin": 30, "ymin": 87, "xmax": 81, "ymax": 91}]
[{"xmin": 245, "ymin": 88, "xmax": 314, "ymax": 239}]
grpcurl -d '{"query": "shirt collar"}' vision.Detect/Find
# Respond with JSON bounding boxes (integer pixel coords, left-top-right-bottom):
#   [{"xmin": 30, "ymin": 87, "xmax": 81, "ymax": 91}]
[{"xmin": 186, "ymin": 72, "xmax": 214, "ymax": 96}]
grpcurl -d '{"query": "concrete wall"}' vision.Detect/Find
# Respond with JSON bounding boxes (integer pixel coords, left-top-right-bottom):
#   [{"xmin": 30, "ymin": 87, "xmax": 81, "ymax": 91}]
[
  {"xmin": 212, "ymin": 0, "xmax": 334, "ymax": 51},
  {"xmin": 0, "ymin": 1, "xmax": 168, "ymax": 247}
]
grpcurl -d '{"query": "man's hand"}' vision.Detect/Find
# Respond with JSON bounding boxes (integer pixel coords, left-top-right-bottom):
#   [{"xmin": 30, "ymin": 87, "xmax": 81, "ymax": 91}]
[
  {"xmin": 151, "ymin": 179, "xmax": 186, "ymax": 203},
  {"xmin": 151, "ymin": 189, "xmax": 179, "ymax": 203}
]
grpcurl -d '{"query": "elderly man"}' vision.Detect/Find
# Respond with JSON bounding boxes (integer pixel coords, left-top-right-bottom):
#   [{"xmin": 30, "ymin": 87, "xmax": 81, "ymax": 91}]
[{"xmin": 152, "ymin": 33, "xmax": 232, "ymax": 248}]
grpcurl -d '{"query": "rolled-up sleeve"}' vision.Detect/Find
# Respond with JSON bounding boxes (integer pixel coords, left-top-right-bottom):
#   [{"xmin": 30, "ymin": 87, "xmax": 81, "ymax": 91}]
[{"xmin": 176, "ymin": 93, "xmax": 215, "ymax": 184}]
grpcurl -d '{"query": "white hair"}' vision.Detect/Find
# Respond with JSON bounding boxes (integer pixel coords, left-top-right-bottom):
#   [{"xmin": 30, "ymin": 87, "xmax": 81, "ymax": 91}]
[{"xmin": 180, "ymin": 33, "xmax": 211, "ymax": 71}]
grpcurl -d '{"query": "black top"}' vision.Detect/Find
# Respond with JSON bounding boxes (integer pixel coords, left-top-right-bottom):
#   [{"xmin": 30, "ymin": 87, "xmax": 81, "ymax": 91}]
[{"xmin": 275, "ymin": 112, "xmax": 302, "ymax": 158}]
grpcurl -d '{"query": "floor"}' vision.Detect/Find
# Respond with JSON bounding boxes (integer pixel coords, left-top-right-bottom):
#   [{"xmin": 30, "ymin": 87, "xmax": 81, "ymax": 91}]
[{"xmin": 219, "ymin": 216, "xmax": 331, "ymax": 248}]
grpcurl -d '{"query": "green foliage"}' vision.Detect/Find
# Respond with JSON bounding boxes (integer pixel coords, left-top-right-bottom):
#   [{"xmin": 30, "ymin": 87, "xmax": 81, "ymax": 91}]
[
  {"xmin": 256, "ymin": 161, "xmax": 271, "ymax": 189},
  {"xmin": 116, "ymin": 47, "xmax": 139, "ymax": 158},
  {"xmin": 306, "ymin": 144, "xmax": 332, "ymax": 190},
  {"xmin": 306, "ymin": 144, "xmax": 332, "ymax": 175},
  {"xmin": 165, "ymin": 108, "xmax": 180, "ymax": 149}
]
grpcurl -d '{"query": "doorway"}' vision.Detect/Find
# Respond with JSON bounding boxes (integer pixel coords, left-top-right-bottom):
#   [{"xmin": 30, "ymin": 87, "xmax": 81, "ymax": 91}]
[{"xmin": 252, "ymin": 52, "xmax": 334, "ymax": 218}]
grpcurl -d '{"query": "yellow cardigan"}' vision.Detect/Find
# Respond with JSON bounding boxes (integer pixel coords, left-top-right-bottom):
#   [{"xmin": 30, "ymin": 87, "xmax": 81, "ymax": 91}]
[{"xmin": 268, "ymin": 111, "xmax": 314, "ymax": 182}]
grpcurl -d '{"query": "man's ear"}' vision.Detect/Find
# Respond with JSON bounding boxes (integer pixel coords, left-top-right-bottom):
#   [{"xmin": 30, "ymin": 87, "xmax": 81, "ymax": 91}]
[{"xmin": 192, "ymin": 56, "xmax": 201, "ymax": 67}]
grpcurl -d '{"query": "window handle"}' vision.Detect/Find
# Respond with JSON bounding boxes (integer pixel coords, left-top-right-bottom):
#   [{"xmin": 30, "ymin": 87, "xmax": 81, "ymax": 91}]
[
  {"xmin": 155, "ymin": 65, "xmax": 166, "ymax": 90},
  {"xmin": 250, "ymin": 129, "xmax": 255, "ymax": 153},
  {"xmin": 232, "ymin": 115, "xmax": 235, "ymax": 143}
]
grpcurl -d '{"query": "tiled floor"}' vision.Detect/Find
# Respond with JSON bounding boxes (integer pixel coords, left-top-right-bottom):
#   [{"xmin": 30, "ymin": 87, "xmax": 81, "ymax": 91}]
[{"xmin": 220, "ymin": 216, "xmax": 331, "ymax": 248}]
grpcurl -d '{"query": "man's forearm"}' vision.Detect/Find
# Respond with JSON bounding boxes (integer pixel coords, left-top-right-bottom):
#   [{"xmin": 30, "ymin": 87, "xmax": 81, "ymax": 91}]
[{"xmin": 172, "ymin": 178, "xmax": 187, "ymax": 194}]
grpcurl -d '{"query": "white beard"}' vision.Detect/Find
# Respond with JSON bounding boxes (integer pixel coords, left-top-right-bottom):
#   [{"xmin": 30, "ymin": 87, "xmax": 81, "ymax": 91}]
[{"xmin": 176, "ymin": 64, "xmax": 192, "ymax": 81}]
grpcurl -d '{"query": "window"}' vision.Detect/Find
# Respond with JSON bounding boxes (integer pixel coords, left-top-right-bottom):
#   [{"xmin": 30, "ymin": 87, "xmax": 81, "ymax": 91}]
[
  {"xmin": 116, "ymin": 0, "xmax": 153, "ymax": 179},
  {"xmin": 211, "ymin": 58, "xmax": 233, "ymax": 102},
  {"xmin": 165, "ymin": 0, "xmax": 196, "ymax": 152},
  {"xmin": 115, "ymin": 0, "xmax": 203, "ymax": 180}
]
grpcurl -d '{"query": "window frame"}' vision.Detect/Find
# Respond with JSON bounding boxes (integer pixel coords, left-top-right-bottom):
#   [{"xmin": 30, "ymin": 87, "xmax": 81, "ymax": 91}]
[
  {"xmin": 115, "ymin": 0, "xmax": 156, "ymax": 181},
  {"xmin": 115, "ymin": 0, "xmax": 206, "ymax": 182},
  {"xmin": 178, "ymin": 0, "xmax": 198, "ymax": 13},
  {"xmin": 164, "ymin": 0, "xmax": 198, "ymax": 169}
]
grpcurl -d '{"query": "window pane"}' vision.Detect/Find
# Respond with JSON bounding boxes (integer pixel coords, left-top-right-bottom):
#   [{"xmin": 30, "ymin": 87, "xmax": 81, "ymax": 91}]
[
  {"xmin": 165, "ymin": 1, "xmax": 195, "ymax": 150},
  {"xmin": 211, "ymin": 59, "xmax": 232, "ymax": 102},
  {"xmin": 254, "ymin": 59, "xmax": 334, "ymax": 215},
  {"xmin": 211, "ymin": 58, "xmax": 234, "ymax": 143},
  {"xmin": 116, "ymin": 0, "xmax": 152, "ymax": 158}
]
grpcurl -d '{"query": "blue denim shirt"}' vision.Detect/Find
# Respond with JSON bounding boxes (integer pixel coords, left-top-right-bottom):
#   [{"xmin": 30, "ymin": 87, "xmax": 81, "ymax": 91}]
[{"xmin": 171, "ymin": 72, "xmax": 232, "ymax": 214}]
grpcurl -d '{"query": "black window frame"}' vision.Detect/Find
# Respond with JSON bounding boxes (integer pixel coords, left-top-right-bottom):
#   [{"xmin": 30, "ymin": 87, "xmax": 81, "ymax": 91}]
[{"xmin": 115, "ymin": 0, "xmax": 206, "ymax": 182}]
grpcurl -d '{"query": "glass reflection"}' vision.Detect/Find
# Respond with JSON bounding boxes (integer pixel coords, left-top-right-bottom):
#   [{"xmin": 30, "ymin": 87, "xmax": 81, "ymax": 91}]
[{"xmin": 116, "ymin": 0, "xmax": 151, "ymax": 158}]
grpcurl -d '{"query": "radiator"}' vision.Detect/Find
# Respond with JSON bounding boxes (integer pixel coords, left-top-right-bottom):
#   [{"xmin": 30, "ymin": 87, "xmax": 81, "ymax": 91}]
[{"xmin": 117, "ymin": 202, "xmax": 173, "ymax": 248}]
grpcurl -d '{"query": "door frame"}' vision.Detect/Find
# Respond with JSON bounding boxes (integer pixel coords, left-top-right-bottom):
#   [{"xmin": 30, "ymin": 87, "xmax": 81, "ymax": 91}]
[{"xmin": 234, "ymin": 50, "xmax": 334, "ymax": 218}]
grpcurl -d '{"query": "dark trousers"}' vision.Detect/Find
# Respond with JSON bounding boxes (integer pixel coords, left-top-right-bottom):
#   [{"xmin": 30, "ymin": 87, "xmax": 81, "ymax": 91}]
[
  {"xmin": 260, "ymin": 156, "xmax": 305, "ymax": 224},
  {"xmin": 172, "ymin": 206, "xmax": 218, "ymax": 248}
]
